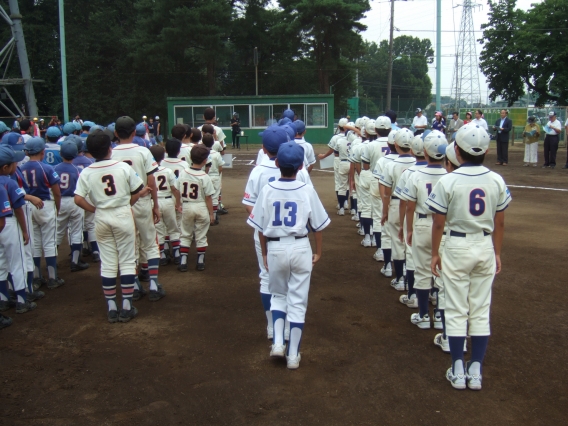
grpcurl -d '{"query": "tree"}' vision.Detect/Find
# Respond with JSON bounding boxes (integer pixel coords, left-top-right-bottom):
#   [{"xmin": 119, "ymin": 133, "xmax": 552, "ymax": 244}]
[{"xmin": 479, "ymin": 0, "xmax": 568, "ymax": 106}]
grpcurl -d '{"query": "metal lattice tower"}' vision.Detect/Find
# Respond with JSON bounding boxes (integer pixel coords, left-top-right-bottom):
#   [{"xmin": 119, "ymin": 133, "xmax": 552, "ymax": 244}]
[{"xmin": 451, "ymin": 0, "xmax": 482, "ymax": 111}]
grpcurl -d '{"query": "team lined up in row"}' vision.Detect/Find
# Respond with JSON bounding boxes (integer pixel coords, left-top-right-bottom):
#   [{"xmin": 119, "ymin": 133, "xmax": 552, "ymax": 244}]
[
  {"xmin": 0, "ymin": 108, "xmax": 230, "ymax": 327},
  {"xmin": 324, "ymin": 116, "xmax": 511, "ymax": 390}
]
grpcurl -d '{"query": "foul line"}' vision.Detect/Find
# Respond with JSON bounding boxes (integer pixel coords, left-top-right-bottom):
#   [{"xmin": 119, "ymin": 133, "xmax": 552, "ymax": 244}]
[{"xmin": 508, "ymin": 185, "xmax": 568, "ymax": 192}]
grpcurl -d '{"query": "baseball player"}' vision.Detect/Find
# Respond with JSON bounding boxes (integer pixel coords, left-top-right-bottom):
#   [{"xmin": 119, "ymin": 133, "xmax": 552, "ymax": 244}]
[
  {"xmin": 177, "ymin": 145, "xmax": 215, "ymax": 272},
  {"xmin": 0, "ymin": 146, "xmax": 36, "ymax": 314},
  {"xmin": 149, "ymin": 145, "xmax": 182, "ymax": 265},
  {"xmin": 356, "ymin": 119, "xmax": 378, "ymax": 245},
  {"xmin": 348, "ymin": 119, "xmax": 369, "ymax": 231},
  {"xmin": 112, "ymin": 116, "xmax": 165, "ymax": 301},
  {"xmin": 44, "ymin": 127, "xmax": 64, "ymax": 166},
  {"xmin": 426, "ymin": 124, "xmax": 511, "ymax": 390},
  {"xmin": 247, "ymin": 141, "xmax": 330, "ymax": 369},
  {"xmin": 55, "ymin": 142, "xmax": 89, "ymax": 272},
  {"xmin": 201, "ymin": 134, "xmax": 224, "ymax": 225},
  {"xmin": 74, "ymin": 129, "xmax": 149, "ymax": 323},
  {"xmin": 20, "ymin": 138, "xmax": 64, "ymax": 290},
  {"xmin": 199, "ymin": 108, "xmax": 227, "ymax": 154},
  {"xmin": 362, "ymin": 116, "xmax": 391, "ymax": 256},
  {"xmin": 318, "ymin": 118, "xmax": 349, "ymax": 211},
  {"xmin": 398, "ymin": 131, "xmax": 446, "ymax": 317},
  {"xmin": 379, "ymin": 128, "xmax": 416, "ymax": 290},
  {"xmin": 334, "ymin": 132, "xmax": 350, "ymax": 216},
  {"xmin": 293, "ymin": 120, "xmax": 316, "ymax": 173},
  {"xmin": 347, "ymin": 119, "xmax": 364, "ymax": 220}
]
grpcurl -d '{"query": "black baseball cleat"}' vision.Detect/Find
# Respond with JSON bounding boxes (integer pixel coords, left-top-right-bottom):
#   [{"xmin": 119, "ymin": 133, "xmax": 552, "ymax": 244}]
[
  {"xmin": 27, "ymin": 290, "xmax": 45, "ymax": 302},
  {"xmin": 177, "ymin": 263, "xmax": 188, "ymax": 272},
  {"xmin": 91, "ymin": 252, "xmax": 100, "ymax": 263},
  {"xmin": 47, "ymin": 278, "xmax": 65, "ymax": 289},
  {"xmin": 82, "ymin": 247, "xmax": 92, "ymax": 257},
  {"xmin": 107, "ymin": 310, "xmax": 119, "ymax": 323},
  {"xmin": 32, "ymin": 277, "xmax": 47, "ymax": 291},
  {"xmin": 196, "ymin": 262, "xmax": 205, "ymax": 271},
  {"xmin": 159, "ymin": 257, "xmax": 170, "ymax": 266},
  {"xmin": 118, "ymin": 306, "xmax": 138, "ymax": 323},
  {"xmin": 218, "ymin": 207, "xmax": 228, "ymax": 215},
  {"xmin": 0, "ymin": 299, "xmax": 16, "ymax": 312},
  {"xmin": 71, "ymin": 260, "xmax": 90, "ymax": 272},
  {"xmin": 138, "ymin": 270, "xmax": 150, "ymax": 282},
  {"xmin": 173, "ymin": 256, "xmax": 181, "ymax": 265},
  {"xmin": 0, "ymin": 314, "xmax": 13, "ymax": 330},
  {"xmin": 16, "ymin": 300, "xmax": 37, "ymax": 314},
  {"xmin": 149, "ymin": 284, "xmax": 166, "ymax": 302},
  {"xmin": 132, "ymin": 281, "xmax": 147, "ymax": 301}
]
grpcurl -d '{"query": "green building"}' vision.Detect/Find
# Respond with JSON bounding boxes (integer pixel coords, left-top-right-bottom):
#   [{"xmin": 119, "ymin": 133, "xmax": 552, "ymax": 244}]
[{"xmin": 167, "ymin": 94, "xmax": 334, "ymax": 145}]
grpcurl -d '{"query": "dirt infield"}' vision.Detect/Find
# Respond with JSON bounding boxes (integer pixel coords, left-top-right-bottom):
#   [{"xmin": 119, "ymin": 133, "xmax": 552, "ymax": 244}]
[{"xmin": 1, "ymin": 145, "xmax": 567, "ymax": 425}]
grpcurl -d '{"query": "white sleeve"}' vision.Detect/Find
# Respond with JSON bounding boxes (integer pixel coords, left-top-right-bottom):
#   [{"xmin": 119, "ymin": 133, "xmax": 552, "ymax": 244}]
[
  {"xmin": 247, "ymin": 187, "xmax": 266, "ymax": 231},
  {"xmin": 243, "ymin": 169, "xmax": 258, "ymax": 206},
  {"xmin": 306, "ymin": 144, "xmax": 316, "ymax": 165},
  {"xmin": 425, "ymin": 179, "xmax": 449, "ymax": 214}
]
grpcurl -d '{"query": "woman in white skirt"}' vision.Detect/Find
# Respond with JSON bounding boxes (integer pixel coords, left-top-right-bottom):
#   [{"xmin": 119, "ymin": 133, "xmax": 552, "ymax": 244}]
[{"xmin": 523, "ymin": 116, "xmax": 540, "ymax": 167}]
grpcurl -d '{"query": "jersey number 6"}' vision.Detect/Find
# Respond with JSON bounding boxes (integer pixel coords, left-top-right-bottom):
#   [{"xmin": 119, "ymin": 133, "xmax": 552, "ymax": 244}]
[
  {"xmin": 272, "ymin": 201, "xmax": 297, "ymax": 227},
  {"xmin": 469, "ymin": 188, "xmax": 486, "ymax": 216}
]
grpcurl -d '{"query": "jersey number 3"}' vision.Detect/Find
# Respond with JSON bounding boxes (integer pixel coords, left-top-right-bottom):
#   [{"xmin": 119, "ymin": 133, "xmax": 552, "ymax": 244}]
[
  {"xmin": 102, "ymin": 175, "xmax": 117, "ymax": 196},
  {"xmin": 469, "ymin": 189, "xmax": 486, "ymax": 216},
  {"xmin": 272, "ymin": 201, "xmax": 297, "ymax": 227}
]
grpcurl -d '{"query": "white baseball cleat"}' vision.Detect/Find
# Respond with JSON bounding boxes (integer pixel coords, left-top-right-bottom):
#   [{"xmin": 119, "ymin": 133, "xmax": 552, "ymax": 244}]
[
  {"xmin": 355, "ymin": 221, "xmax": 361, "ymax": 227},
  {"xmin": 351, "ymin": 214, "xmax": 359, "ymax": 221},
  {"xmin": 434, "ymin": 310, "xmax": 443, "ymax": 329},
  {"xmin": 350, "ymin": 209, "xmax": 356, "ymax": 215},
  {"xmin": 361, "ymin": 235, "xmax": 371, "ymax": 247},
  {"xmin": 286, "ymin": 354, "xmax": 301, "ymax": 370},
  {"xmin": 336, "ymin": 203, "xmax": 340, "ymax": 210},
  {"xmin": 380, "ymin": 263, "xmax": 392, "ymax": 277},
  {"xmin": 434, "ymin": 333, "xmax": 450, "ymax": 352},
  {"xmin": 466, "ymin": 361, "xmax": 482, "ymax": 390},
  {"xmin": 344, "ymin": 200, "xmax": 349, "ymax": 209},
  {"xmin": 446, "ymin": 366, "xmax": 467, "ymax": 390},
  {"xmin": 370, "ymin": 238, "xmax": 376, "ymax": 247},
  {"xmin": 337, "ymin": 208, "xmax": 345, "ymax": 216},
  {"xmin": 391, "ymin": 277, "xmax": 406, "ymax": 291},
  {"xmin": 410, "ymin": 313, "xmax": 431, "ymax": 329},
  {"xmin": 373, "ymin": 249, "xmax": 384, "ymax": 262},
  {"xmin": 267, "ymin": 326, "xmax": 274, "ymax": 340},
  {"xmin": 399, "ymin": 293, "xmax": 418, "ymax": 308},
  {"xmin": 270, "ymin": 344, "xmax": 286, "ymax": 357},
  {"xmin": 429, "ymin": 293, "xmax": 437, "ymax": 306},
  {"xmin": 357, "ymin": 227, "xmax": 365, "ymax": 236}
]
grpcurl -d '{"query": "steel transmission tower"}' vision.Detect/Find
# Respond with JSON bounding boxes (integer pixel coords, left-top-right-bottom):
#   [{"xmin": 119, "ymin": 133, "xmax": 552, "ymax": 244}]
[{"xmin": 451, "ymin": 0, "xmax": 482, "ymax": 111}]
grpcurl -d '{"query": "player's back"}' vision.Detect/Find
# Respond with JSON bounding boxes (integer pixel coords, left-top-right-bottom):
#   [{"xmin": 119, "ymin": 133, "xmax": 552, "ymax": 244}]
[
  {"xmin": 154, "ymin": 166, "xmax": 177, "ymax": 198},
  {"xmin": 75, "ymin": 160, "xmax": 143, "ymax": 209},
  {"xmin": 20, "ymin": 160, "xmax": 59, "ymax": 199},
  {"xmin": 381, "ymin": 155, "xmax": 416, "ymax": 189},
  {"xmin": 350, "ymin": 140, "xmax": 368, "ymax": 165},
  {"xmin": 178, "ymin": 167, "xmax": 214, "ymax": 204},
  {"xmin": 178, "ymin": 144, "xmax": 193, "ymax": 163},
  {"xmin": 243, "ymin": 156, "xmax": 281, "ymax": 207},
  {"xmin": 111, "ymin": 143, "xmax": 157, "ymax": 185},
  {"xmin": 373, "ymin": 152, "xmax": 398, "ymax": 179},
  {"xmin": 402, "ymin": 165, "xmax": 446, "ymax": 213},
  {"xmin": 162, "ymin": 157, "xmax": 190, "ymax": 178},
  {"xmin": 54, "ymin": 162, "xmax": 81, "ymax": 197},
  {"xmin": 336, "ymin": 136, "xmax": 350, "ymax": 160},
  {"xmin": 428, "ymin": 165, "xmax": 511, "ymax": 234},
  {"xmin": 363, "ymin": 137, "xmax": 390, "ymax": 167},
  {"xmin": 44, "ymin": 143, "xmax": 63, "ymax": 167},
  {"xmin": 72, "ymin": 155, "xmax": 95, "ymax": 171},
  {"xmin": 207, "ymin": 151, "xmax": 224, "ymax": 176},
  {"xmin": 294, "ymin": 138, "xmax": 316, "ymax": 168}
]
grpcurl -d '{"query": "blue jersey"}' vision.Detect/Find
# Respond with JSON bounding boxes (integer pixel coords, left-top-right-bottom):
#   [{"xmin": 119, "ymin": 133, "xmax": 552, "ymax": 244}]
[
  {"xmin": 20, "ymin": 161, "xmax": 60, "ymax": 200},
  {"xmin": 11, "ymin": 167, "xmax": 30, "ymax": 193},
  {"xmin": 43, "ymin": 143, "xmax": 63, "ymax": 167},
  {"xmin": 133, "ymin": 136, "xmax": 149, "ymax": 148},
  {"xmin": 0, "ymin": 175, "xmax": 26, "ymax": 212},
  {"xmin": 0, "ymin": 185, "xmax": 12, "ymax": 218},
  {"xmin": 54, "ymin": 162, "xmax": 81, "ymax": 197},
  {"xmin": 72, "ymin": 155, "xmax": 94, "ymax": 171}
]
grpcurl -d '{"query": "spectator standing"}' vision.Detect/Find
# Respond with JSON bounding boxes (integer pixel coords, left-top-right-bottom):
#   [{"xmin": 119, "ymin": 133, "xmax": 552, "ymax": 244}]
[
  {"xmin": 154, "ymin": 116, "xmax": 162, "ymax": 143},
  {"xmin": 448, "ymin": 111, "xmax": 464, "ymax": 136},
  {"xmin": 432, "ymin": 111, "xmax": 446, "ymax": 132},
  {"xmin": 463, "ymin": 111, "xmax": 472, "ymax": 125},
  {"xmin": 73, "ymin": 114, "xmax": 83, "ymax": 127},
  {"xmin": 12, "ymin": 115, "xmax": 21, "ymax": 130},
  {"xmin": 48, "ymin": 116, "xmax": 58, "ymax": 127},
  {"xmin": 523, "ymin": 116, "xmax": 540, "ymax": 167},
  {"xmin": 412, "ymin": 108, "xmax": 428, "ymax": 135},
  {"xmin": 493, "ymin": 109, "xmax": 513, "ymax": 165},
  {"xmin": 39, "ymin": 119, "xmax": 47, "ymax": 139},
  {"xmin": 230, "ymin": 112, "xmax": 241, "ymax": 148},
  {"xmin": 147, "ymin": 117, "xmax": 156, "ymax": 142},
  {"xmin": 472, "ymin": 109, "xmax": 488, "ymax": 130},
  {"xmin": 564, "ymin": 117, "xmax": 568, "ymax": 169},
  {"xmin": 543, "ymin": 111, "xmax": 561, "ymax": 169}
]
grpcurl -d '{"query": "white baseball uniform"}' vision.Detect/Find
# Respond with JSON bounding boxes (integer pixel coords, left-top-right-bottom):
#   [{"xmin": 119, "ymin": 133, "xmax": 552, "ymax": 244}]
[
  {"xmin": 351, "ymin": 140, "xmax": 371, "ymax": 217},
  {"xmin": 426, "ymin": 165, "xmax": 511, "ymax": 336},
  {"xmin": 373, "ymin": 152, "xmax": 398, "ymax": 249},
  {"xmin": 55, "ymin": 162, "xmax": 84, "ymax": 246},
  {"xmin": 294, "ymin": 137, "xmax": 317, "ymax": 170},
  {"xmin": 0, "ymin": 181, "xmax": 26, "ymax": 293},
  {"xmin": 154, "ymin": 166, "xmax": 180, "ymax": 244},
  {"xmin": 335, "ymin": 136, "xmax": 350, "ymax": 197},
  {"xmin": 207, "ymin": 150, "xmax": 225, "ymax": 208},
  {"xmin": 362, "ymin": 137, "xmax": 390, "ymax": 229}
]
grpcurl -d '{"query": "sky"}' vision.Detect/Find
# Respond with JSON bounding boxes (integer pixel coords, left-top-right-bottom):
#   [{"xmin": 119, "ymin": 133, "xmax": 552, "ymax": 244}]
[{"xmin": 360, "ymin": 0, "xmax": 542, "ymax": 102}]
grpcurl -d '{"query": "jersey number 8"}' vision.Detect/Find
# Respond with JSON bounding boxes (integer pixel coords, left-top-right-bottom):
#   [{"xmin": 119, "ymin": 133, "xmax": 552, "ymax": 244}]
[{"xmin": 469, "ymin": 188, "xmax": 486, "ymax": 216}]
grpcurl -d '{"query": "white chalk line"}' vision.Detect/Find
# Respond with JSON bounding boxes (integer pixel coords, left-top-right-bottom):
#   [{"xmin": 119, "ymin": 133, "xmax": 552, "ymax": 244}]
[{"xmin": 508, "ymin": 185, "xmax": 568, "ymax": 192}]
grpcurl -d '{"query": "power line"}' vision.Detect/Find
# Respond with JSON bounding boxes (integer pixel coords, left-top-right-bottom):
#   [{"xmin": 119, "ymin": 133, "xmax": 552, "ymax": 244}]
[{"xmin": 397, "ymin": 28, "xmax": 567, "ymax": 33}]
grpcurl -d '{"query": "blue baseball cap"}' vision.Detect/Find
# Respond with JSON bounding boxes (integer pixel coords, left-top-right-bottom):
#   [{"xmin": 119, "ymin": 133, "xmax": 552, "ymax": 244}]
[
  {"xmin": 278, "ymin": 117, "xmax": 291, "ymax": 126},
  {"xmin": 73, "ymin": 122, "xmax": 82, "ymax": 131},
  {"xmin": 63, "ymin": 122, "xmax": 76, "ymax": 135},
  {"xmin": 135, "ymin": 123, "xmax": 146, "ymax": 136},
  {"xmin": 294, "ymin": 120, "xmax": 306, "ymax": 134},
  {"xmin": 282, "ymin": 109, "xmax": 295, "ymax": 120},
  {"xmin": 0, "ymin": 122, "xmax": 8, "ymax": 133},
  {"xmin": 46, "ymin": 126, "xmax": 62, "ymax": 138},
  {"xmin": 82, "ymin": 121, "xmax": 95, "ymax": 129},
  {"xmin": 24, "ymin": 137, "xmax": 46, "ymax": 155},
  {"xmin": 281, "ymin": 124, "xmax": 296, "ymax": 140},
  {"xmin": 90, "ymin": 125, "xmax": 103, "ymax": 132},
  {"xmin": 64, "ymin": 135, "xmax": 83, "ymax": 152},
  {"xmin": 107, "ymin": 123, "xmax": 115, "ymax": 133},
  {"xmin": 277, "ymin": 141, "xmax": 304, "ymax": 169},
  {"xmin": 0, "ymin": 132, "xmax": 25, "ymax": 151},
  {"xmin": 0, "ymin": 145, "xmax": 25, "ymax": 166},
  {"xmin": 60, "ymin": 141, "xmax": 78, "ymax": 160},
  {"xmin": 260, "ymin": 125, "xmax": 289, "ymax": 154}
]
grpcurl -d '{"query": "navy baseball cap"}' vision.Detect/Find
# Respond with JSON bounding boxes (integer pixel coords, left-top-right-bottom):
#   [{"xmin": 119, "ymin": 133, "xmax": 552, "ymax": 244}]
[
  {"xmin": 46, "ymin": 126, "xmax": 62, "ymax": 138},
  {"xmin": 0, "ymin": 145, "xmax": 25, "ymax": 166},
  {"xmin": 24, "ymin": 137, "xmax": 46, "ymax": 155},
  {"xmin": 277, "ymin": 141, "xmax": 304, "ymax": 169},
  {"xmin": 0, "ymin": 122, "xmax": 8, "ymax": 133},
  {"xmin": 82, "ymin": 120, "xmax": 95, "ymax": 129},
  {"xmin": 281, "ymin": 124, "xmax": 295, "ymax": 140},
  {"xmin": 60, "ymin": 141, "xmax": 78, "ymax": 160},
  {"xmin": 282, "ymin": 109, "xmax": 294, "ymax": 120},
  {"xmin": 278, "ymin": 117, "xmax": 291, "ymax": 126},
  {"xmin": 0, "ymin": 132, "xmax": 25, "ymax": 151},
  {"xmin": 63, "ymin": 122, "xmax": 76, "ymax": 135},
  {"xmin": 135, "ymin": 123, "xmax": 146, "ymax": 136},
  {"xmin": 64, "ymin": 135, "xmax": 83, "ymax": 152},
  {"xmin": 294, "ymin": 120, "xmax": 306, "ymax": 134},
  {"xmin": 260, "ymin": 125, "xmax": 289, "ymax": 153}
]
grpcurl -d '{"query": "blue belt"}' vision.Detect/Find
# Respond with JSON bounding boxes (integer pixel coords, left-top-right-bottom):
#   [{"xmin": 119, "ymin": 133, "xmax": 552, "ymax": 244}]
[
  {"xmin": 340, "ymin": 159, "xmax": 349, "ymax": 162},
  {"xmin": 418, "ymin": 213, "xmax": 431, "ymax": 219},
  {"xmin": 450, "ymin": 230, "xmax": 491, "ymax": 237},
  {"xmin": 391, "ymin": 196, "xmax": 399, "ymax": 200},
  {"xmin": 267, "ymin": 236, "xmax": 307, "ymax": 242}
]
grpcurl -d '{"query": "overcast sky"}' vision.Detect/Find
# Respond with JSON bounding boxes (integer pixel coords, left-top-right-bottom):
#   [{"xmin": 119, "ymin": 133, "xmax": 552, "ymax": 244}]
[{"xmin": 360, "ymin": 0, "xmax": 541, "ymax": 101}]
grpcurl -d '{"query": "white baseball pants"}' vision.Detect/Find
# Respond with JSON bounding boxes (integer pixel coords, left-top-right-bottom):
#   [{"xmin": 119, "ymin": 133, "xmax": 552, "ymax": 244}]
[
  {"xmin": 132, "ymin": 196, "xmax": 159, "ymax": 263},
  {"xmin": 387, "ymin": 199, "xmax": 404, "ymax": 259},
  {"xmin": 31, "ymin": 199, "xmax": 58, "ymax": 258},
  {"xmin": 412, "ymin": 215, "xmax": 434, "ymax": 290},
  {"xmin": 83, "ymin": 196, "xmax": 96, "ymax": 243},
  {"xmin": 336, "ymin": 161, "xmax": 350, "ymax": 196},
  {"xmin": 356, "ymin": 170, "xmax": 373, "ymax": 218},
  {"xmin": 0, "ymin": 216, "xmax": 27, "ymax": 291},
  {"xmin": 180, "ymin": 202, "xmax": 210, "ymax": 248},
  {"xmin": 156, "ymin": 197, "xmax": 180, "ymax": 244},
  {"xmin": 57, "ymin": 196, "xmax": 84, "ymax": 246},
  {"xmin": 254, "ymin": 230, "xmax": 270, "ymax": 295}
]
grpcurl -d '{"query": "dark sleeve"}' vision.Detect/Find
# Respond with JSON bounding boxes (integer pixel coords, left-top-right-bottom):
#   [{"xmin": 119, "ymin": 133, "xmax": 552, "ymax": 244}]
[
  {"xmin": 131, "ymin": 184, "xmax": 144, "ymax": 195},
  {"xmin": 505, "ymin": 118, "xmax": 512, "ymax": 132}
]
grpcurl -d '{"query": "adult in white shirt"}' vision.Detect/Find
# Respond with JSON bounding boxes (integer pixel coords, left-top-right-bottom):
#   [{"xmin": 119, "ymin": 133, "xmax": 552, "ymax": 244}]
[
  {"xmin": 543, "ymin": 110, "xmax": 562, "ymax": 168},
  {"xmin": 564, "ymin": 117, "xmax": 568, "ymax": 169},
  {"xmin": 472, "ymin": 109, "xmax": 488, "ymax": 130},
  {"xmin": 412, "ymin": 108, "xmax": 428, "ymax": 136}
]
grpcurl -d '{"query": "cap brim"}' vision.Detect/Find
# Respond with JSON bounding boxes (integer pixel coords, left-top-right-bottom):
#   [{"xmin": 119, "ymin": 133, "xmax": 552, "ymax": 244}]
[{"xmin": 13, "ymin": 151, "xmax": 25, "ymax": 162}]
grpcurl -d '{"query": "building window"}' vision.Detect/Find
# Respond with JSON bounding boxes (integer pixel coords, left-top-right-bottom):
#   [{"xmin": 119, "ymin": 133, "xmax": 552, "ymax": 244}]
[
  {"xmin": 215, "ymin": 106, "xmax": 233, "ymax": 128},
  {"xmin": 289, "ymin": 104, "xmax": 305, "ymax": 121},
  {"xmin": 252, "ymin": 105, "xmax": 272, "ymax": 127},
  {"xmin": 306, "ymin": 104, "xmax": 327, "ymax": 127},
  {"xmin": 233, "ymin": 105, "xmax": 250, "ymax": 128}
]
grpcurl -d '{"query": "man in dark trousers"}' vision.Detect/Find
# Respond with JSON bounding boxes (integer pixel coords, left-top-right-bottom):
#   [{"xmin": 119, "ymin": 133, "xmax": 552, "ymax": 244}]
[
  {"xmin": 230, "ymin": 112, "xmax": 241, "ymax": 148},
  {"xmin": 494, "ymin": 109, "xmax": 513, "ymax": 165}
]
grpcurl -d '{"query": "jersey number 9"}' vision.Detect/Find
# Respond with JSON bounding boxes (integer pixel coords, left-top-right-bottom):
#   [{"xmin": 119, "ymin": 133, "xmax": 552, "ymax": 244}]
[{"xmin": 60, "ymin": 173, "xmax": 70, "ymax": 189}]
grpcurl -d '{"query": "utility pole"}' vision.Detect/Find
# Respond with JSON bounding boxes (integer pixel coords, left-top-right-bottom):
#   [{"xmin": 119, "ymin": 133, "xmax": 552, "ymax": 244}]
[
  {"xmin": 355, "ymin": 58, "xmax": 359, "ymax": 98},
  {"xmin": 59, "ymin": 0, "xmax": 69, "ymax": 122},
  {"xmin": 386, "ymin": 0, "xmax": 395, "ymax": 111},
  {"xmin": 254, "ymin": 47, "xmax": 258, "ymax": 96},
  {"xmin": 436, "ymin": 0, "xmax": 441, "ymax": 111},
  {"xmin": 8, "ymin": 0, "xmax": 37, "ymax": 118}
]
